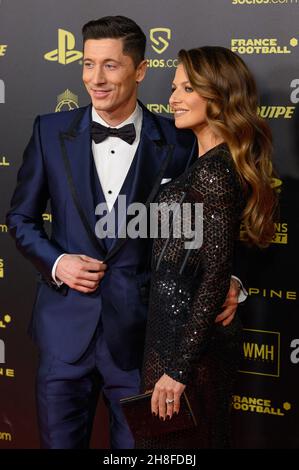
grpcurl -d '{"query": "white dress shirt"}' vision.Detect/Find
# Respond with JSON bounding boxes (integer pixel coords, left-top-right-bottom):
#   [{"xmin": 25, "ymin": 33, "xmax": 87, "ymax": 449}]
[{"xmin": 92, "ymin": 103, "xmax": 143, "ymax": 211}]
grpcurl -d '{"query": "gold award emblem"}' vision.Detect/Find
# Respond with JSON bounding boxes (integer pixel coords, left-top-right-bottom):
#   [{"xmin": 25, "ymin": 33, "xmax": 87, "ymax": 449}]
[{"xmin": 55, "ymin": 89, "xmax": 79, "ymax": 112}]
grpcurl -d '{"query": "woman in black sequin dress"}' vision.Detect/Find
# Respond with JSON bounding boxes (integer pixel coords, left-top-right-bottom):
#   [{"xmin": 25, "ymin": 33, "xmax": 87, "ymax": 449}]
[{"xmin": 137, "ymin": 47, "xmax": 277, "ymax": 449}]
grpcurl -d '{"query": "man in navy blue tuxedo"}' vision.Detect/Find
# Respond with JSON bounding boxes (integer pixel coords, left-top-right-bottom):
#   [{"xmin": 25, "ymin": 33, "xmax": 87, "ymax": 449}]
[{"xmin": 6, "ymin": 16, "xmax": 243, "ymax": 449}]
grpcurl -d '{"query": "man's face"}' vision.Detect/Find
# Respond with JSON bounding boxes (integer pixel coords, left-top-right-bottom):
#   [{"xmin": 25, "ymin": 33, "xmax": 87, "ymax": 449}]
[{"xmin": 83, "ymin": 38, "xmax": 146, "ymax": 124}]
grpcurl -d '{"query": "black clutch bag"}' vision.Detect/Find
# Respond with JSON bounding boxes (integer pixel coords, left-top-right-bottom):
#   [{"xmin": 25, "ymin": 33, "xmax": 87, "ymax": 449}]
[{"xmin": 120, "ymin": 391, "xmax": 197, "ymax": 440}]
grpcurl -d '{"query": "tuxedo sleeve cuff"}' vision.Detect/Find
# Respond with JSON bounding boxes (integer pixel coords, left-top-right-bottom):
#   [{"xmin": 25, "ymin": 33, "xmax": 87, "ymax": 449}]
[
  {"xmin": 52, "ymin": 253, "xmax": 67, "ymax": 286},
  {"xmin": 231, "ymin": 275, "xmax": 248, "ymax": 304}
]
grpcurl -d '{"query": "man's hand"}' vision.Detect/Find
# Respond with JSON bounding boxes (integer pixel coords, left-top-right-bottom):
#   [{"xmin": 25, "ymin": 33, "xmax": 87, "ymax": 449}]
[
  {"xmin": 215, "ymin": 277, "xmax": 240, "ymax": 326},
  {"xmin": 151, "ymin": 373, "xmax": 186, "ymax": 420},
  {"xmin": 56, "ymin": 254, "xmax": 107, "ymax": 293}
]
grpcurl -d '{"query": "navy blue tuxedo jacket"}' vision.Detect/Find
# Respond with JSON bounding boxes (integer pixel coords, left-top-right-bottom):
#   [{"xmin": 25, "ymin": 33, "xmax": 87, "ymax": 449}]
[{"xmin": 7, "ymin": 103, "xmax": 196, "ymax": 370}]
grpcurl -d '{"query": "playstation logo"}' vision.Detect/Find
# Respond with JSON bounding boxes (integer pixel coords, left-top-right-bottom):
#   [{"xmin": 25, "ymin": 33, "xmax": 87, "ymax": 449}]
[
  {"xmin": 44, "ymin": 29, "xmax": 83, "ymax": 65},
  {"xmin": 0, "ymin": 79, "xmax": 5, "ymax": 103}
]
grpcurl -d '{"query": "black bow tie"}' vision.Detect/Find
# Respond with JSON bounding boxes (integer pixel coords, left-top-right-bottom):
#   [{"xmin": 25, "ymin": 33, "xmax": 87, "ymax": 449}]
[{"xmin": 91, "ymin": 121, "xmax": 136, "ymax": 145}]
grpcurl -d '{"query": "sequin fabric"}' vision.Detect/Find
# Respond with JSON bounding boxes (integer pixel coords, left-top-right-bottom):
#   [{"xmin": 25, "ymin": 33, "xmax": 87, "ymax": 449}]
[{"xmin": 137, "ymin": 144, "xmax": 244, "ymax": 448}]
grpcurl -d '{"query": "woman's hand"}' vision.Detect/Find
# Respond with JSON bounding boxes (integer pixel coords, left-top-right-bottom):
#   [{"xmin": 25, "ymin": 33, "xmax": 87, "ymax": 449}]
[
  {"xmin": 151, "ymin": 373, "xmax": 186, "ymax": 420},
  {"xmin": 215, "ymin": 277, "xmax": 240, "ymax": 326}
]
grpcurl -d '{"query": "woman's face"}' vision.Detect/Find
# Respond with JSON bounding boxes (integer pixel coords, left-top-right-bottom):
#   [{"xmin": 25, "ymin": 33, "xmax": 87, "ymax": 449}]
[{"xmin": 169, "ymin": 64, "xmax": 207, "ymax": 133}]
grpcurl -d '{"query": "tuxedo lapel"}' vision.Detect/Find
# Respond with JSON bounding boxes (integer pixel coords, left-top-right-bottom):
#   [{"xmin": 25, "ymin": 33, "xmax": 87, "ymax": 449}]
[
  {"xmin": 59, "ymin": 105, "xmax": 107, "ymax": 255},
  {"xmin": 130, "ymin": 102, "xmax": 175, "ymax": 208}
]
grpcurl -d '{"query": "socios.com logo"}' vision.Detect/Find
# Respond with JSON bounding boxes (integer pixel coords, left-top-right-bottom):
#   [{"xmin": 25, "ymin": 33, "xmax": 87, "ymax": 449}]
[
  {"xmin": 44, "ymin": 29, "xmax": 83, "ymax": 65},
  {"xmin": 150, "ymin": 28, "xmax": 171, "ymax": 54},
  {"xmin": 147, "ymin": 28, "xmax": 177, "ymax": 68},
  {"xmin": 232, "ymin": 0, "xmax": 299, "ymax": 4}
]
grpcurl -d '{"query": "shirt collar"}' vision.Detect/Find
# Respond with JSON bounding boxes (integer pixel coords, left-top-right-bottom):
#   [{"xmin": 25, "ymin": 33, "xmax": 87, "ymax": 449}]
[{"xmin": 92, "ymin": 103, "xmax": 143, "ymax": 137}]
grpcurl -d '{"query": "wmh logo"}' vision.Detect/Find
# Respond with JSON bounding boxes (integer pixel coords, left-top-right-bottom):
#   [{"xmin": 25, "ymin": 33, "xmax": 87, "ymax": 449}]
[
  {"xmin": 239, "ymin": 329, "xmax": 280, "ymax": 377},
  {"xmin": 244, "ymin": 342, "xmax": 274, "ymax": 361}
]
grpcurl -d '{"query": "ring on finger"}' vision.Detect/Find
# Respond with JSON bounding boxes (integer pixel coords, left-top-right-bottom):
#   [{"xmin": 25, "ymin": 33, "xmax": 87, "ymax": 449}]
[{"xmin": 165, "ymin": 398, "xmax": 174, "ymax": 405}]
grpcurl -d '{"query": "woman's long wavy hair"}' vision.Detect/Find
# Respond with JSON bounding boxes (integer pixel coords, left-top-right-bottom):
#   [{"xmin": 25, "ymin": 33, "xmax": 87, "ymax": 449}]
[{"xmin": 178, "ymin": 46, "xmax": 277, "ymax": 247}]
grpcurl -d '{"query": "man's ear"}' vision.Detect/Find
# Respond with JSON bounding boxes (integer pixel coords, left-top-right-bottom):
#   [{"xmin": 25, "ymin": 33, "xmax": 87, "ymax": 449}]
[{"xmin": 136, "ymin": 59, "xmax": 148, "ymax": 84}]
